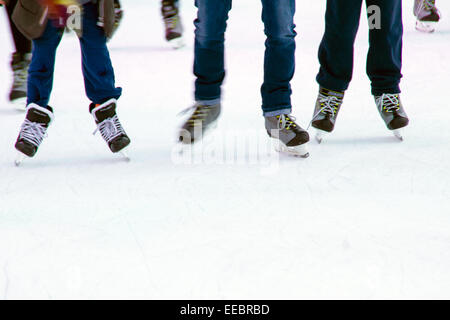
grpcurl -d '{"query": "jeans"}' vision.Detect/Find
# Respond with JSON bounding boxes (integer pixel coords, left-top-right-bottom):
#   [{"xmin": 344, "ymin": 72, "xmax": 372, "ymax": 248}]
[
  {"xmin": 193, "ymin": 0, "xmax": 296, "ymax": 116},
  {"xmin": 28, "ymin": 2, "xmax": 122, "ymax": 107},
  {"xmin": 316, "ymin": 0, "xmax": 403, "ymax": 95}
]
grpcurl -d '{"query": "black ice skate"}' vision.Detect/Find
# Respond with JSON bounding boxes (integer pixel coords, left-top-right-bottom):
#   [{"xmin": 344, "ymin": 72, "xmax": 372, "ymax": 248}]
[
  {"xmin": 15, "ymin": 104, "xmax": 54, "ymax": 165},
  {"xmin": 90, "ymin": 99, "xmax": 131, "ymax": 158},
  {"xmin": 178, "ymin": 103, "xmax": 221, "ymax": 144},
  {"xmin": 265, "ymin": 114, "xmax": 310, "ymax": 158},
  {"xmin": 161, "ymin": 0, "xmax": 184, "ymax": 48},
  {"xmin": 375, "ymin": 93, "xmax": 409, "ymax": 141},
  {"xmin": 311, "ymin": 87, "xmax": 345, "ymax": 143},
  {"xmin": 414, "ymin": 0, "xmax": 441, "ymax": 33},
  {"xmin": 9, "ymin": 52, "xmax": 31, "ymax": 110}
]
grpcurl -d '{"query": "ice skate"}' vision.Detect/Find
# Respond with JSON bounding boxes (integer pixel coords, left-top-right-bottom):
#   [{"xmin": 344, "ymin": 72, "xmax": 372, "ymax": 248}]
[
  {"xmin": 311, "ymin": 87, "xmax": 344, "ymax": 144},
  {"xmin": 178, "ymin": 103, "xmax": 221, "ymax": 144},
  {"xmin": 374, "ymin": 93, "xmax": 409, "ymax": 140},
  {"xmin": 14, "ymin": 104, "xmax": 54, "ymax": 163},
  {"xmin": 9, "ymin": 52, "xmax": 31, "ymax": 110},
  {"xmin": 162, "ymin": 0, "xmax": 184, "ymax": 49},
  {"xmin": 414, "ymin": 0, "xmax": 441, "ymax": 33},
  {"xmin": 109, "ymin": 0, "xmax": 124, "ymax": 40},
  {"xmin": 90, "ymin": 99, "xmax": 131, "ymax": 154},
  {"xmin": 265, "ymin": 114, "xmax": 310, "ymax": 158}
]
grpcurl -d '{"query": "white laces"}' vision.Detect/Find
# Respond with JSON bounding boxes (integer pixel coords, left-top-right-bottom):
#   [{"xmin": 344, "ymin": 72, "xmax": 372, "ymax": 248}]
[
  {"xmin": 93, "ymin": 115, "xmax": 126, "ymax": 143},
  {"xmin": 19, "ymin": 119, "xmax": 48, "ymax": 147},
  {"xmin": 376, "ymin": 94, "xmax": 400, "ymax": 113},
  {"xmin": 278, "ymin": 114, "xmax": 297, "ymax": 130}
]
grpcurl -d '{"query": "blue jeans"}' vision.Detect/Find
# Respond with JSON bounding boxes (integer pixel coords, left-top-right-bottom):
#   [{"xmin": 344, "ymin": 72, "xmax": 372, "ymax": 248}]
[
  {"xmin": 28, "ymin": 2, "xmax": 122, "ymax": 107},
  {"xmin": 194, "ymin": 0, "xmax": 296, "ymax": 116},
  {"xmin": 316, "ymin": 0, "xmax": 403, "ymax": 95}
]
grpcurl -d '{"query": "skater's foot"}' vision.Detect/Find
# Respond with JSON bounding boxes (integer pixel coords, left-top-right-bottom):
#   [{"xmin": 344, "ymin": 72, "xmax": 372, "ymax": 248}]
[
  {"xmin": 311, "ymin": 87, "xmax": 344, "ymax": 133},
  {"xmin": 162, "ymin": 0, "xmax": 183, "ymax": 47},
  {"xmin": 178, "ymin": 102, "xmax": 221, "ymax": 144},
  {"xmin": 375, "ymin": 93, "xmax": 409, "ymax": 137},
  {"xmin": 265, "ymin": 114, "xmax": 310, "ymax": 158},
  {"xmin": 90, "ymin": 99, "xmax": 131, "ymax": 153},
  {"xmin": 9, "ymin": 52, "xmax": 31, "ymax": 108},
  {"xmin": 15, "ymin": 104, "xmax": 54, "ymax": 158},
  {"xmin": 414, "ymin": 0, "xmax": 441, "ymax": 32}
]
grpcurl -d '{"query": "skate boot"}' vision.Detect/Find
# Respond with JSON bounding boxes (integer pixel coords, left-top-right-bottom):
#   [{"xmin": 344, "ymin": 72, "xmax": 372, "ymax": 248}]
[
  {"xmin": 9, "ymin": 52, "xmax": 31, "ymax": 109},
  {"xmin": 375, "ymin": 93, "xmax": 409, "ymax": 141},
  {"xmin": 414, "ymin": 0, "xmax": 441, "ymax": 33},
  {"xmin": 178, "ymin": 103, "xmax": 221, "ymax": 144},
  {"xmin": 161, "ymin": 0, "xmax": 184, "ymax": 48},
  {"xmin": 15, "ymin": 104, "xmax": 54, "ymax": 164},
  {"xmin": 265, "ymin": 114, "xmax": 310, "ymax": 158},
  {"xmin": 311, "ymin": 87, "xmax": 344, "ymax": 143},
  {"xmin": 90, "ymin": 99, "xmax": 131, "ymax": 156}
]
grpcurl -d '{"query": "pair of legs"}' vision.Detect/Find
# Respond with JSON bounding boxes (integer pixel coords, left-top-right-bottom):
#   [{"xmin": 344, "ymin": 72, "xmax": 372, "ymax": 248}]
[
  {"xmin": 312, "ymin": 0, "xmax": 408, "ymax": 141},
  {"xmin": 316, "ymin": 0, "xmax": 403, "ymax": 95},
  {"xmin": 28, "ymin": 2, "xmax": 121, "ymax": 107},
  {"xmin": 193, "ymin": 0, "xmax": 296, "ymax": 116}
]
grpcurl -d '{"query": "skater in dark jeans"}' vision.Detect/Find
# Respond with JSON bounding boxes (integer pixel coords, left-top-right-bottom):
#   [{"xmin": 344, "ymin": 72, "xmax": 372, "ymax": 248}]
[
  {"xmin": 1, "ymin": 0, "xmax": 32, "ymax": 107},
  {"xmin": 12, "ymin": 0, "xmax": 130, "ymax": 163},
  {"xmin": 178, "ymin": 0, "xmax": 310, "ymax": 157},
  {"xmin": 311, "ymin": 0, "xmax": 409, "ymax": 142}
]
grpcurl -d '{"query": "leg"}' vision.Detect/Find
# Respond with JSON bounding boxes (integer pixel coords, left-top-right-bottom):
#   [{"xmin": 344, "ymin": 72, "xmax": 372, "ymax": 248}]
[
  {"xmin": 366, "ymin": 0, "xmax": 403, "ymax": 95},
  {"xmin": 194, "ymin": 0, "xmax": 232, "ymax": 104},
  {"xmin": 5, "ymin": 0, "xmax": 32, "ymax": 54},
  {"xmin": 27, "ymin": 23, "xmax": 64, "ymax": 107},
  {"xmin": 316, "ymin": 0, "xmax": 363, "ymax": 92},
  {"xmin": 78, "ymin": 2, "xmax": 122, "ymax": 104},
  {"xmin": 260, "ymin": 0, "xmax": 296, "ymax": 116}
]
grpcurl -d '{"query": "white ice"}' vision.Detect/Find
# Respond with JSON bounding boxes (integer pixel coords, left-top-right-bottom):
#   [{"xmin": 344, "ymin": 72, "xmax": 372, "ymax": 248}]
[{"xmin": 0, "ymin": 0, "xmax": 450, "ymax": 299}]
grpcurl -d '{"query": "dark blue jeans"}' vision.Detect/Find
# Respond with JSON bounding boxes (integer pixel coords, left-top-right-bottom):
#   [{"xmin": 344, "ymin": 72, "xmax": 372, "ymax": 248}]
[
  {"xmin": 316, "ymin": 0, "xmax": 403, "ymax": 96},
  {"xmin": 194, "ymin": 0, "xmax": 296, "ymax": 116},
  {"xmin": 28, "ymin": 2, "xmax": 122, "ymax": 107}
]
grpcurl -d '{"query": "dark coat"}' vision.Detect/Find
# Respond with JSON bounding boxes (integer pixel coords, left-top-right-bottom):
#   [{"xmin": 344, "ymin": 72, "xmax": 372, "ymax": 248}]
[{"xmin": 12, "ymin": 0, "xmax": 115, "ymax": 40}]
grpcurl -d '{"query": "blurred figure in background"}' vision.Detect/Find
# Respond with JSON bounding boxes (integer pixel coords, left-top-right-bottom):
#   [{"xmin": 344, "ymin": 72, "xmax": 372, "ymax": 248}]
[
  {"xmin": 414, "ymin": 0, "xmax": 441, "ymax": 33},
  {"xmin": 112, "ymin": 0, "xmax": 184, "ymax": 48},
  {"xmin": 1, "ymin": 0, "xmax": 32, "ymax": 109}
]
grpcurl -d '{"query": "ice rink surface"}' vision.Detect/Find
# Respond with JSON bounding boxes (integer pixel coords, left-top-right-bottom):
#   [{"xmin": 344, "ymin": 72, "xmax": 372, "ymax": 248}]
[{"xmin": 1, "ymin": 0, "xmax": 449, "ymax": 299}]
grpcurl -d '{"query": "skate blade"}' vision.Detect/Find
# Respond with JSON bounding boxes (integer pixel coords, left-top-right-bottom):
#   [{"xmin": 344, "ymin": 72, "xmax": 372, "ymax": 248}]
[
  {"xmin": 14, "ymin": 152, "xmax": 27, "ymax": 167},
  {"xmin": 315, "ymin": 129, "xmax": 329, "ymax": 144},
  {"xmin": 119, "ymin": 150, "xmax": 131, "ymax": 162},
  {"xmin": 392, "ymin": 129, "xmax": 404, "ymax": 141},
  {"xmin": 416, "ymin": 21, "xmax": 436, "ymax": 33},
  {"xmin": 169, "ymin": 37, "xmax": 185, "ymax": 49},
  {"xmin": 273, "ymin": 140, "xmax": 309, "ymax": 158},
  {"xmin": 11, "ymin": 97, "xmax": 27, "ymax": 111}
]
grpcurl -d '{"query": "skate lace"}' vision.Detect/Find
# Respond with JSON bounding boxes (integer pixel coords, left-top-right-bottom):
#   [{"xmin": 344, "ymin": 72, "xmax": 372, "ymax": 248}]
[
  {"xmin": 179, "ymin": 105, "xmax": 214, "ymax": 126},
  {"xmin": 317, "ymin": 94, "xmax": 341, "ymax": 117},
  {"xmin": 19, "ymin": 119, "xmax": 48, "ymax": 147},
  {"xmin": 423, "ymin": 0, "xmax": 436, "ymax": 11},
  {"xmin": 13, "ymin": 63, "xmax": 28, "ymax": 88},
  {"xmin": 93, "ymin": 115, "xmax": 126, "ymax": 143},
  {"xmin": 164, "ymin": 15, "xmax": 178, "ymax": 29},
  {"xmin": 376, "ymin": 93, "xmax": 401, "ymax": 113},
  {"xmin": 277, "ymin": 114, "xmax": 297, "ymax": 131}
]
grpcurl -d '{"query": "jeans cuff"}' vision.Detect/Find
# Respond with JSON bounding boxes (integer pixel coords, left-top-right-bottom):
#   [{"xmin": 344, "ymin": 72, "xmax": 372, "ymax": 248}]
[{"xmin": 263, "ymin": 108, "xmax": 292, "ymax": 117}]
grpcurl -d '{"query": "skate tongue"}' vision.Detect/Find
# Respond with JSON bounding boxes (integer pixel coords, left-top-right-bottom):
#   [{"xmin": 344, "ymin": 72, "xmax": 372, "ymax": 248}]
[
  {"xmin": 91, "ymin": 102, "xmax": 117, "ymax": 123},
  {"xmin": 26, "ymin": 106, "xmax": 53, "ymax": 126},
  {"xmin": 320, "ymin": 87, "xmax": 344, "ymax": 99}
]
